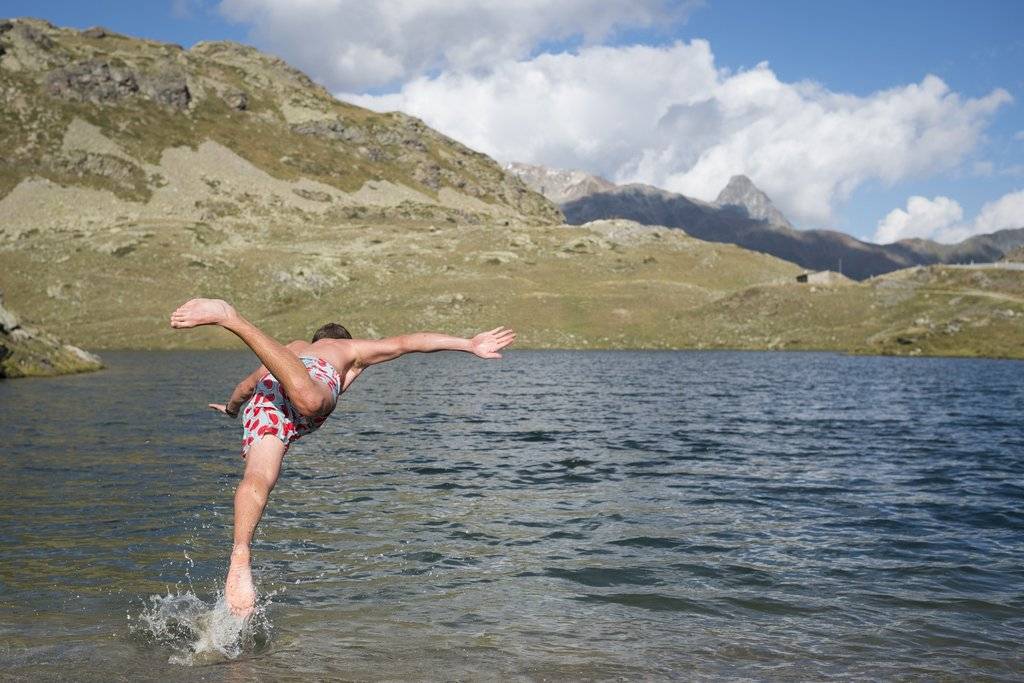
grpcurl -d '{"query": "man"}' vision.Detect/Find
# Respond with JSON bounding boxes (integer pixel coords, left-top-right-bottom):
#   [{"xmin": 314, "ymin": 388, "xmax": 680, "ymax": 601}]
[{"xmin": 169, "ymin": 297, "xmax": 516, "ymax": 616}]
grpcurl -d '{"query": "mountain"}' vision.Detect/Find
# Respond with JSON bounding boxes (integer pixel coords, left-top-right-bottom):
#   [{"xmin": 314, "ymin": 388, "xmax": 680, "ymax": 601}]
[
  {"xmin": 503, "ymin": 162, "xmax": 615, "ymax": 204},
  {"xmin": 714, "ymin": 174, "xmax": 792, "ymax": 229},
  {"xmin": 559, "ymin": 183, "xmax": 907, "ymax": 279},
  {"xmin": 0, "ymin": 18, "xmax": 561, "ymax": 228},
  {"xmin": 0, "ymin": 18, "xmax": 1020, "ymax": 359},
  {"xmin": 509, "ymin": 164, "xmax": 1024, "ymax": 280}
]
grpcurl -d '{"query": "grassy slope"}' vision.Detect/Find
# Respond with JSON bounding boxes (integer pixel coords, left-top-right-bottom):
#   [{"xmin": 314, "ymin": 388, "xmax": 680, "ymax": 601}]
[
  {"xmin": 3, "ymin": 216, "xmax": 1022, "ymax": 358},
  {"xmin": 0, "ymin": 218, "xmax": 801, "ymax": 349}
]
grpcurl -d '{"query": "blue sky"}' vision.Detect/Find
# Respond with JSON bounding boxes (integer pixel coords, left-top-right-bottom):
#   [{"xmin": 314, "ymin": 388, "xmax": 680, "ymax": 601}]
[{"xmin": 5, "ymin": 1, "xmax": 1022, "ymax": 240}]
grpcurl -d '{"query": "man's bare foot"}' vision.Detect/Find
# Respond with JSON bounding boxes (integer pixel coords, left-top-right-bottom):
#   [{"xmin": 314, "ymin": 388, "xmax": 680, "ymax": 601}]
[
  {"xmin": 225, "ymin": 547, "xmax": 256, "ymax": 618},
  {"xmin": 170, "ymin": 298, "xmax": 237, "ymax": 329}
]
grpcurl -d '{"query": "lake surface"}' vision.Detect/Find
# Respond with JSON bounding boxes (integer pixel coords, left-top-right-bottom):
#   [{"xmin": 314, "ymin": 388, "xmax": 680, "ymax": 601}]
[{"xmin": 1, "ymin": 350, "xmax": 1023, "ymax": 681}]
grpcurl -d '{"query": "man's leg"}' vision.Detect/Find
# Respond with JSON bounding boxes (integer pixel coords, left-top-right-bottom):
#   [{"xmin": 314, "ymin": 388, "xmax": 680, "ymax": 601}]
[
  {"xmin": 170, "ymin": 298, "xmax": 332, "ymax": 417},
  {"xmin": 225, "ymin": 435, "xmax": 286, "ymax": 617}
]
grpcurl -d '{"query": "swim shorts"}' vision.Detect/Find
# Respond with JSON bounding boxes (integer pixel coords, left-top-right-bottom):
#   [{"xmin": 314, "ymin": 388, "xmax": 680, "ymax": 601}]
[{"xmin": 240, "ymin": 356, "xmax": 342, "ymax": 457}]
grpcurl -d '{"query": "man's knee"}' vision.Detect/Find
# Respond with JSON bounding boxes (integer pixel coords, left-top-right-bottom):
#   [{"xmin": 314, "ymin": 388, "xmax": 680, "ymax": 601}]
[{"xmin": 240, "ymin": 474, "xmax": 274, "ymax": 506}]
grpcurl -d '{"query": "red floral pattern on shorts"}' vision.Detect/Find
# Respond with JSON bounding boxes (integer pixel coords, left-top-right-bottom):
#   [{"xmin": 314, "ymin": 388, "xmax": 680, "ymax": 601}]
[{"xmin": 240, "ymin": 356, "xmax": 341, "ymax": 457}]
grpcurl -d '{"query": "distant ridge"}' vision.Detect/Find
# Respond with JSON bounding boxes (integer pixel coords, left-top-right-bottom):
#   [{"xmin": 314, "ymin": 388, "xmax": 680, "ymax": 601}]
[
  {"xmin": 503, "ymin": 162, "xmax": 615, "ymax": 204},
  {"xmin": 508, "ymin": 163, "xmax": 1024, "ymax": 280}
]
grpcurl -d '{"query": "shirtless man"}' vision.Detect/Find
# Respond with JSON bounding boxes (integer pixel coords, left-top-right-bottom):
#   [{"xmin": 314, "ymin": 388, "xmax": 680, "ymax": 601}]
[{"xmin": 169, "ymin": 297, "xmax": 516, "ymax": 617}]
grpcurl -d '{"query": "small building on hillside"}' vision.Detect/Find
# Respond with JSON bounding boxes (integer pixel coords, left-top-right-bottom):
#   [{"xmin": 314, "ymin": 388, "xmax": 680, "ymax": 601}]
[{"xmin": 795, "ymin": 270, "xmax": 851, "ymax": 285}]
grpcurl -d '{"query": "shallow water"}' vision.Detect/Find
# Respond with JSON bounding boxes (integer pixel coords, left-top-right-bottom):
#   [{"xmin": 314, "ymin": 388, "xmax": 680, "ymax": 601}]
[{"xmin": 1, "ymin": 350, "xmax": 1023, "ymax": 680}]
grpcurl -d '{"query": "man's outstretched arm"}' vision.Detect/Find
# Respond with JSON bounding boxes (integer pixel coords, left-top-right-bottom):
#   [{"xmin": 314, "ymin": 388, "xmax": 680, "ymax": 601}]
[
  {"xmin": 351, "ymin": 327, "xmax": 516, "ymax": 368},
  {"xmin": 209, "ymin": 364, "xmax": 266, "ymax": 417}
]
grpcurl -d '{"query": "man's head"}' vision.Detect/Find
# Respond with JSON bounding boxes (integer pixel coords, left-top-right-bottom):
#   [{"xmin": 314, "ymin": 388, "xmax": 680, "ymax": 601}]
[{"xmin": 312, "ymin": 322, "xmax": 352, "ymax": 342}]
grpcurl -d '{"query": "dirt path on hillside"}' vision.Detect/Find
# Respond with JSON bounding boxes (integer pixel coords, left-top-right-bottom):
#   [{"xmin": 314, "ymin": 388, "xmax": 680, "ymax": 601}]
[{"xmin": 932, "ymin": 288, "xmax": 1024, "ymax": 304}]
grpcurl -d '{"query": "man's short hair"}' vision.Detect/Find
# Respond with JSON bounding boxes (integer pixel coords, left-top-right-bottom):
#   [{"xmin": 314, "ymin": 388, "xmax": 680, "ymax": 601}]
[{"xmin": 312, "ymin": 322, "xmax": 352, "ymax": 342}]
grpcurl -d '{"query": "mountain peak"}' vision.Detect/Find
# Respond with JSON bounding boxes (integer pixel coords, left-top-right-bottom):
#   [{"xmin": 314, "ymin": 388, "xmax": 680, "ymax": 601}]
[
  {"xmin": 722, "ymin": 174, "xmax": 757, "ymax": 192},
  {"xmin": 714, "ymin": 174, "xmax": 792, "ymax": 229}
]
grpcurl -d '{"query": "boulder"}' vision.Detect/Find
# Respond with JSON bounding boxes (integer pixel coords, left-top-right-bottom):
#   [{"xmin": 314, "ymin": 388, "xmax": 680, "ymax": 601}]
[
  {"xmin": 46, "ymin": 59, "xmax": 191, "ymax": 110},
  {"xmin": 46, "ymin": 59, "xmax": 139, "ymax": 103},
  {"xmin": 0, "ymin": 298, "xmax": 19, "ymax": 333},
  {"xmin": 292, "ymin": 118, "xmax": 366, "ymax": 143},
  {"xmin": 0, "ymin": 292, "xmax": 102, "ymax": 378},
  {"xmin": 13, "ymin": 21, "xmax": 54, "ymax": 50},
  {"xmin": 146, "ymin": 69, "xmax": 191, "ymax": 110},
  {"xmin": 224, "ymin": 90, "xmax": 248, "ymax": 110}
]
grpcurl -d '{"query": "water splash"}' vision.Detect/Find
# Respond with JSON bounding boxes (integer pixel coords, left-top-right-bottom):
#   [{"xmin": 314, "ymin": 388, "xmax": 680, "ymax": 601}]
[{"xmin": 130, "ymin": 590, "xmax": 273, "ymax": 666}]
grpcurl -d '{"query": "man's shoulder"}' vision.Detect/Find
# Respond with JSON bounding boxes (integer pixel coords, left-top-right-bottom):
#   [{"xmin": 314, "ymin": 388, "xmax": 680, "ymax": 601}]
[
  {"xmin": 311, "ymin": 338, "xmax": 358, "ymax": 348},
  {"xmin": 309, "ymin": 338, "xmax": 361, "ymax": 359}
]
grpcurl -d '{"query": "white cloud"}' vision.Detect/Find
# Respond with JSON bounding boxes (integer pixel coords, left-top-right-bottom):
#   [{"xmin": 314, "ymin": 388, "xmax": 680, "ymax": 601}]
[
  {"xmin": 1015, "ymin": 130, "xmax": 1024, "ymax": 141},
  {"xmin": 973, "ymin": 189, "xmax": 1024, "ymax": 233},
  {"xmin": 345, "ymin": 43, "xmax": 1011, "ymax": 227},
  {"xmin": 874, "ymin": 189, "xmax": 1024, "ymax": 244},
  {"xmin": 217, "ymin": 0, "xmax": 694, "ymax": 91},
  {"xmin": 873, "ymin": 196, "xmax": 964, "ymax": 243}
]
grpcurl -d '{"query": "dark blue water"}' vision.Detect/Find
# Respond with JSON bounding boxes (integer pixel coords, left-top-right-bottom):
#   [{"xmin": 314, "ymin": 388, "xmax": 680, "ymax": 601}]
[{"xmin": 1, "ymin": 351, "xmax": 1023, "ymax": 680}]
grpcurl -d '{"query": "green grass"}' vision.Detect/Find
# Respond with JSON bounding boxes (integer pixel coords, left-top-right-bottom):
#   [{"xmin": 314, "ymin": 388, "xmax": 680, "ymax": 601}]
[{"xmin": 2, "ymin": 216, "xmax": 1021, "ymax": 358}]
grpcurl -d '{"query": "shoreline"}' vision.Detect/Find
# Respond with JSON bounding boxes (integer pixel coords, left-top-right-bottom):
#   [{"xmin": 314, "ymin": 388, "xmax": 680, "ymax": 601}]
[{"xmin": 80, "ymin": 345, "xmax": 1024, "ymax": 362}]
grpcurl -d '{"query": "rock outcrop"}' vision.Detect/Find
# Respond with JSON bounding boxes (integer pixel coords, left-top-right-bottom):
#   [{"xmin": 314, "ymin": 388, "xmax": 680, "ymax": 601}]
[
  {"xmin": 46, "ymin": 59, "xmax": 141, "ymax": 103},
  {"xmin": 0, "ymin": 293, "xmax": 102, "ymax": 378}
]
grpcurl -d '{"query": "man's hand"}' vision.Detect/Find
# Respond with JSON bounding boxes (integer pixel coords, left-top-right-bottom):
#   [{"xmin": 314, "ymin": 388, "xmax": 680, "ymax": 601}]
[
  {"xmin": 209, "ymin": 403, "xmax": 238, "ymax": 418},
  {"xmin": 470, "ymin": 326, "xmax": 516, "ymax": 359}
]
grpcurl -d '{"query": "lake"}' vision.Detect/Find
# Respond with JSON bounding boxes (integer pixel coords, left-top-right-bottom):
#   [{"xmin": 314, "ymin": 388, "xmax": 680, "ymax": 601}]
[{"xmin": 1, "ymin": 350, "xmax": 1022, "ymax": 680}]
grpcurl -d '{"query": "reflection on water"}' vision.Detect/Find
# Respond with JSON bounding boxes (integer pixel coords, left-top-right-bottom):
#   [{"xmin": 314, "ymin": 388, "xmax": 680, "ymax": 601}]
[{"xmin": 1, "ymin": 350, "xmax": 1023, "ymax": 680}]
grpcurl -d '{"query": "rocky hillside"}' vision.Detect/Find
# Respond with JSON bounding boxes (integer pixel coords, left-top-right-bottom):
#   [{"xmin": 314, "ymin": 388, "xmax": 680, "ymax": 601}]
[
  {"xmin": 509, "ymin": 164, "xmax": 1024, "ymax": 280},
  {"xmin": 0, "ymin": 292, "xmax": 101, "ymax": 378},
  {"xmin": 0, "ymin": 17, "xmax": 560, "ymax": 231}
]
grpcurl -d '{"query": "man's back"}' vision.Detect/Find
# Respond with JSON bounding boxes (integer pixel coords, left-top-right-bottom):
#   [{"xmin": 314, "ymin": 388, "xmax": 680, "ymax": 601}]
[{"xmin": 283, "ymin": 336, "xmax": 406, "ymax": 393}]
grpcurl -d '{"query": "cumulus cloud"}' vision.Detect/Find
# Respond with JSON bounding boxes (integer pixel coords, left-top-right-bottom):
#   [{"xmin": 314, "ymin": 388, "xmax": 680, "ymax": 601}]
[
  {"xmin": 874, "ymin": 189, "xmax": 1024, "ymax": 244},
  {"xmin": 217, "ymin": 0, "xmax": 694, "ymax": 91},
  {"xmin": 345, "ymin": 42, "xmax": 1011, "ymax": 227},
  {"xmin": 873, "ymin": 196, "xmax": 965, "ymax": 243},
  {"xmin": 973, "ymin": 189, "xmax": 1024, "ymax": 233}
]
